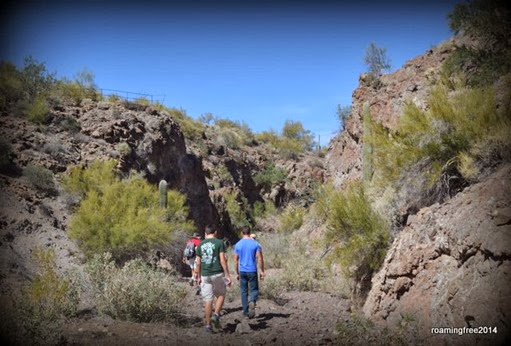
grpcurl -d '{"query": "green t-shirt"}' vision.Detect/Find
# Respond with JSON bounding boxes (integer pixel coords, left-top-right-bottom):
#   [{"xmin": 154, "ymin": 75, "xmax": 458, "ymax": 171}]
[{"xmin": 196, "ymin": 237, "xmax": 225, "ymax": 276}]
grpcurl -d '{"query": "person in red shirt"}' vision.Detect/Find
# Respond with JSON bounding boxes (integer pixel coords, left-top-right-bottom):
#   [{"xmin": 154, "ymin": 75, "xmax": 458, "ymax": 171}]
[{"xmin": 183, "ymin": 232, "xmax": 202, "ymax": 293}]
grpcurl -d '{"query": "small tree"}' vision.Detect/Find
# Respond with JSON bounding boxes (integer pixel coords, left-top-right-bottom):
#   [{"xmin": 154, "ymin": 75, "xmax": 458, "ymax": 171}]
[
  {"xmin": 337, "ymin": 104, "xmax": 352, "ymax": 131},
  {"xmin": 363, "ymin": 42, "xmax": 391, "ymax": 78}
]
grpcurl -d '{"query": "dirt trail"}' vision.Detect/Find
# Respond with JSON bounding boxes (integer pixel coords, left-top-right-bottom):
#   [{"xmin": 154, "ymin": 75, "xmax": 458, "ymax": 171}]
[{"xmin": 63, "ymin": 281, "xmax": 351, "ymax": 345}]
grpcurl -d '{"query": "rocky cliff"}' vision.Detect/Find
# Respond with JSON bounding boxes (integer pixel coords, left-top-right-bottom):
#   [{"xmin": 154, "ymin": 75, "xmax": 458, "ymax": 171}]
[
  {"xmin": 326, "ymin": 41, "xmax": 454, "ymax": 189},
  {"xmin": 325, "ymin": 33, "xmax": 511, "ymax": 342},
  {"xmin": 363, "ymin": 163, "xmax": 511, "ymax": 345}
]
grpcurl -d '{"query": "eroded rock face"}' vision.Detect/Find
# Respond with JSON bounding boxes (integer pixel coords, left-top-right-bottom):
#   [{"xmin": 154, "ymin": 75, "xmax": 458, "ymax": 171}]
[
  {"xmin": 78, "ymin": 103, "xmax": 220, "ymax": 235},
  {"xmin": 326, "ymin": 41, "xmax": 454, "ymax": 188},
  {"xmin": 363, "ymin": 164, "xmax": 511, "ymax": 345}
]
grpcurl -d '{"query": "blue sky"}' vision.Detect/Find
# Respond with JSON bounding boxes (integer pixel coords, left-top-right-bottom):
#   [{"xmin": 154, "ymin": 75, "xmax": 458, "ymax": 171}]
[{"xmin": 1, "ymin": 0, "xmax": 459, "ymax": 146}]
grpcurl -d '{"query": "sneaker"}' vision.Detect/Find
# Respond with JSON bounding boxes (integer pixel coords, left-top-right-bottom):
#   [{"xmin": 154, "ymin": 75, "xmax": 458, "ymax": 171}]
[
  {"xmin": 195, "ymin": 286, "xmax": 201, "ymax": 295},
  {"xmin": 210, "ymin": 313, "xmax": 221, "ymax": 332},
  {"xmin": 248, "ymin": 302, "xmax": 255, "ymax": 319},
  {"xmin": 204, "ymin": 325, "xmax": 213, "ymax": 333}
]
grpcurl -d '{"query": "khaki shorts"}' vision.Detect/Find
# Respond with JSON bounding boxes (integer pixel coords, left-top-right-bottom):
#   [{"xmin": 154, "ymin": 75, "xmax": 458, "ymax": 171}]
[{"xmin": 201, "ymin": 273, "xmax": 226, "ymax": 302}]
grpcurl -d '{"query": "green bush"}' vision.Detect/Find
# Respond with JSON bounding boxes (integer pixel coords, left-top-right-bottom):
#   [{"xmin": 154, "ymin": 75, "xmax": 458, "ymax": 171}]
[
  {"xmin": 225, "ymin": 192, "xmax": 251, "ymax": 229},
  {"xmin": 253, "ymin": 162, "xmax": 288, "ymax": 193},
  {"xmin": 366, "ymin": 85, "xmax": 511, "ymax": 188},
  {"xmin": 63, "ymin": 160, "xmax": 193, "ymax": 258},
  {"xmin": 275, "ymin": 137, "xmax": 304, "ymax": 160},
  {"xmin": 0, "ymin": 248, "xmax": 78, "ymax": 345},
  {"xmin": 0, "ymin": 61, "xmax": 24, "ymax": 111},
  {"xmin": 324, "ymin": 182, "xmax": 389, "ymax": 290},
  {"xmin": 59, "ymin": 116, "xmax": 81, "ymax": 133},
  {"xmin": 26, "ymin": 95, "xmax": 51, "ymax": 124},
  {"xmin": 278, "ymin": 205, "xmax": 305, "ymax": 233},
  {"xmin": 256, "ymin": 232, "xmax": 288, "ymax": 269},
  {"xmin": 85, "ymin": 253, "xmax": 186, "ymax": 322},
  {"xmin": 166, "ymin": 107, "xmax": 205, "ymax": 140},
  {"xmin": 335, "ymin": 313, "xmax": 419, "ymax": 346},
  {"xmin": 23, "ymin": 163, "xmax": 55, "ymax": 192}
]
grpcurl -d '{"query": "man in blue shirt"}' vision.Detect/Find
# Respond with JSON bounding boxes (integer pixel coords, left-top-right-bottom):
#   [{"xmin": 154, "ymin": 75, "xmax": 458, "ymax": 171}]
[{"xmin": 233, "ymin": 227, "xmax": 265, "ymax": 319}]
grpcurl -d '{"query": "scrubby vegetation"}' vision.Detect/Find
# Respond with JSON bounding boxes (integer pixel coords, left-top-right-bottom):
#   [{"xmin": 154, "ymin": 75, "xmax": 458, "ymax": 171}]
[
  {"xmin": 365, "ymin": 85, "xmax": 511, "ymax": 197},
  {"xmin": 85, "ymin": 253, "xmax": 186, "ymax": 322},
  {"xmin": 63, "ymin": 160, "xmax": 194, "ymax": 258},
  {"xmin": 23, "ymin": 163, "xmax": 55, "ymax": 193},
  {"xmin": 336, "ymin": 313, "xmax": 420, "ymax": 346},
  {"xmin": 314, "ymin": 181, "xmax": 389, "ymax": 296},
  {"xmin": 0, "ymin": 248, "xmax": 78, "ymax": 345},
  {"xmin": 253, "ymin": 162, "xmax": 288, "ymax": 193}
]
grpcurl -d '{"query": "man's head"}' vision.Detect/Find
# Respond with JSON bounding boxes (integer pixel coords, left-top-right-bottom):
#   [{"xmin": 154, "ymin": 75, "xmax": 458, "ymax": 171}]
[
  {"xmin": 204, "ymin": 225, "xmax": 216, "ymax": 236},
  {"xmin": 192, "ymin": 232, "xmax": 201, "ymax": 239},
  {"xmin": 241, "ymin": 226, "xmax": 250, "ymax": 236}
]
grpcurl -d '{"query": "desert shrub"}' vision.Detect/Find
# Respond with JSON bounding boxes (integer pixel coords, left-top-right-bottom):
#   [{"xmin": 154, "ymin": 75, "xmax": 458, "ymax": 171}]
[
  {"xmin": 337, "ymin": 104, "xmax": 352, "ymax": 131},
  {"xmin": 275, "ymin": 137, "xmax": 304, "ymax": 160},
  {"xmin": 20, "ymin": 56, "xmax": 56, "ymax": 104},
  {"xmin": 366, "ymin": 85, "xmax": 511, "ymax": 189},
  {"xmin": 59, "ymin": 116, "xmax": 81, "ymax": 133},
  {"xmin": 324, "ymin": 181, "xmax": 389, "ymax": 293},
  {"xmin": 166, "ymin": 107, "xmax": 205, "ymax": 140},
  {"xmin": 364, "ymin": 42, "xmax": 391, "ymax": 79},
  {"xmin": 216, "ymin": 126, "xmax": 243, "ymax": 149},
  {"xmin": 107, "ymin": 93, "xmax": 121, "ymax": 102},
  {"xmin": 215, "ymin": 164, "xmax": 234, "ymax": 187},
  {"xmin": 224, "ymin": 192, "xmax": 251, "ymax": 229},
  {"xmin": 213, "ymin": 117, "xmax": 254, "ymax": 145},
  {"xmin": 335, "ymin": 313, "xmax": 420, "ymax": 346},
  {"xmin": 115, "ymin": 141, "xmax": 131, "ymax": 156},
  {"xmin": 256, "ymin": 232, "xmax": 289, "ymax": 269},
  {"xmin": 26, "ymin": 95, "xmax": 51, "ymax": 124},
  {"xmin": 63, "ymin": 160, "xmax": 193, "ymax": 258},
  {"xmin": 281, "ymin": 241, "xmax": 327, "ymax": 291},
  {"xmin": 85, "ymin": 253, "xmax": 186, "ymax": 322},
  {"xmin": 255, "ymin": 129, "xmax": 280, "ymax": 146},
  {"xmin": 312, "ymin": 182, "xmax": 337, "ymax": 223},
  {"xmin": 0, "ymin": 61, "xmax": 24, "ymax": 111},
  {"xmin": 0, "ymin": 248, "xmax": 78, "ymax": 345},
  {"xmin": 277, "ymin": 205, "xmax": 305, "ymax": 233},
  {"xmin": 134, "ymin": 97, "xmax": 150, "ymax": 105},
  {"xmin": 253, "ymin": 162, "xmax": 288, "ymax": 193},
  {"xmin": 23, "ymin": 163, "xmax": 55, "ymax": 192}
]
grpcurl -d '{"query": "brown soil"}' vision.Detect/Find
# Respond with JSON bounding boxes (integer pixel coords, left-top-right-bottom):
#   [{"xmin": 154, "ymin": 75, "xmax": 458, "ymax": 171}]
[{"xmin": 62, "ymin": 283, "xmax": 351, "ymax": 346}]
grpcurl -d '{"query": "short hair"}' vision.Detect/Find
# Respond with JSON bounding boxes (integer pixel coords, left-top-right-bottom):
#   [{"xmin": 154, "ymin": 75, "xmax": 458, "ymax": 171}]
[
  {"xmin": 241, "ymin": 226, "xmax": 250, "ymax": 235},
  {"xmin": 205, "ymin": 225, "xmax": 216, "ymax": 234}
]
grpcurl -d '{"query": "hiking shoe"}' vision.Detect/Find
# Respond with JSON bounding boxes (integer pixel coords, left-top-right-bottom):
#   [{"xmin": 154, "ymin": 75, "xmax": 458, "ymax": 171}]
[
  {"xmin": 211, "ymin": 313, "xmax": 221, "ymax": 332},
  {"xmin": 195, "ymin": 286, "xmax": 201, "ymax": 295},
  {"xmin": 204, "ymin": 325, "xmax": 213, "ymax": 334},
  {"xmin": 248, "ymin": 302, "xmax": 256, "ymax": 319},
  {"xmin": 189, "ymin": 278, "xmax": 194, "ymax": 286}
]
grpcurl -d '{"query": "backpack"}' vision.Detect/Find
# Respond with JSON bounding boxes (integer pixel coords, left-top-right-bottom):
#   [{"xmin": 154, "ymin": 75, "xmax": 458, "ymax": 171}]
[{"xmin": 183, "ymin": 240, "xmax": 196, "ymax": 258}]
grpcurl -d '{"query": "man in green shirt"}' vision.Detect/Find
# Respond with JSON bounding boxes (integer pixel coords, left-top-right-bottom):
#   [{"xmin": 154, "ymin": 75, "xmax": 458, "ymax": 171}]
[{"xmin": 195, "ymin": 225, "xmax": 232, "ymax": 333}]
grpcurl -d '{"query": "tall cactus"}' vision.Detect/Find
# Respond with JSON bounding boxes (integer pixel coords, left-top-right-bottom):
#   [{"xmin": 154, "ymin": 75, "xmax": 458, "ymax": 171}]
[{"xmin": 159, "ymin": 179, "xmax": 167, "ymax": 208}]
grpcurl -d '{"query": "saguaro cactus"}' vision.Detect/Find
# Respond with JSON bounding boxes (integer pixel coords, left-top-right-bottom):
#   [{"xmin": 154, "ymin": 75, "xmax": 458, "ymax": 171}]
[{"xmin": 159, "ymin": 179, "xmax": 167, "ymax": 208}]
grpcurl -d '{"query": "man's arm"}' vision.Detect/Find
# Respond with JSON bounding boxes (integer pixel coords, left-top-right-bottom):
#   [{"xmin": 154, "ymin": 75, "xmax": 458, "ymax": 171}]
[
  {"xmin": 195, "ymin": 255, "xmax": 201, "ymax": 285},
  {"xmin": 233, "ymin": 252, "xmax": 240, "ymax": 282},
  {"xmin": 256, "ymin": 250, "xmax": 265, "ymax": 280},
  {"xmin": 219, "ymin": 251, "xmax": 232, "ymax": 286}
]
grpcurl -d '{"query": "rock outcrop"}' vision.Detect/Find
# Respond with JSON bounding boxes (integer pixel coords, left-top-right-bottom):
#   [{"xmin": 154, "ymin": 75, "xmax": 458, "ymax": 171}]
[
  {"xmin": 326, "ymin": 40, "xmax": 455, "ymax": 188},
  {"xmin": 363, "ymin": 163, "xmax": 511, "ymax": 345}
]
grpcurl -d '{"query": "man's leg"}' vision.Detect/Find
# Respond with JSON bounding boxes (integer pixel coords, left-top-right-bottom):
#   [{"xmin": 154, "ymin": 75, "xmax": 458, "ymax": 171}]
[
  {"xmin": 240, "ymin": 272, "xmax": 249, "ymax": 316},
  {"xmin": 201, "ymin": 276, "xmax": 214, "ymax": 327},
  {"xmin": 248, "ymin": 272, "xmax": 259, "ymax": 304},
  {"xmin": 248, "ymin": 272, "xmax": 259, "ymax": 318},
  {"xmin": 204, "ymin": 300, "xmax": 213, "ymax": 326}
]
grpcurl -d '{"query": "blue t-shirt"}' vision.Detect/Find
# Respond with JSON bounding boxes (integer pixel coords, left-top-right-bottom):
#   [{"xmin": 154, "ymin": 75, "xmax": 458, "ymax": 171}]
[{"xmin": 234, "ymin": 238, "xmax": 261, "ymax": 273}]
